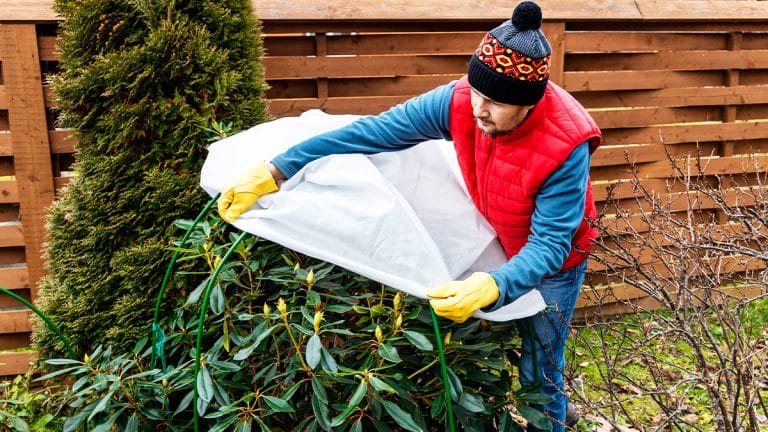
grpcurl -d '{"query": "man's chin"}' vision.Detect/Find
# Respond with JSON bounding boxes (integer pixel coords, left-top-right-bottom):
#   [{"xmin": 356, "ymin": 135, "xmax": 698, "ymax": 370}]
[{"xmin": 476, "ymin": 120, "xmax": 496, "ymax": 135}]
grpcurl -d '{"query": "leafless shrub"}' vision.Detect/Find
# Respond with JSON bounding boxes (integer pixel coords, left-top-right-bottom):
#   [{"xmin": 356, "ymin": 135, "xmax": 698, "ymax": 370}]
[{"xmin": 571, "ymin": 146, "xmax": 768, "ymax": 431}]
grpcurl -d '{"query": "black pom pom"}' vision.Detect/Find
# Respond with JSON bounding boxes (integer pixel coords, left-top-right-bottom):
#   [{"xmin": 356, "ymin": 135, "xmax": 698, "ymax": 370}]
[{"xmin": 512, "ymin": 1, "xmax": 542, "ymax": 31}]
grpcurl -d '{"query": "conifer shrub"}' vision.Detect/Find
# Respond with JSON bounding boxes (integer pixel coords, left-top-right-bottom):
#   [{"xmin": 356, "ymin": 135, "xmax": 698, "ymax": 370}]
[{"xmin": 34, "ymin": 0, "xmax": 269, "ymax": 358}]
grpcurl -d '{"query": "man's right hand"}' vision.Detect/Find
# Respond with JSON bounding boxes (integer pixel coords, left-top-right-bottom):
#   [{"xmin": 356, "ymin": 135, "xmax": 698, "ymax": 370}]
[{"xmin": 218, "ymin": 161, "xmax": 280, "ymax": 223}]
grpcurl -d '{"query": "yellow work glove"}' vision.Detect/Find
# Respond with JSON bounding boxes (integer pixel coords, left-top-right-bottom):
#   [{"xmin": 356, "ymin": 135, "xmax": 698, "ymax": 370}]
[
  {"xmin": 426, "ymin": 272, "xmax": 500, "ymax": 323},
  {"xmin": 218, "ymin": 161, "xmax": 279, "ymax": 223}
]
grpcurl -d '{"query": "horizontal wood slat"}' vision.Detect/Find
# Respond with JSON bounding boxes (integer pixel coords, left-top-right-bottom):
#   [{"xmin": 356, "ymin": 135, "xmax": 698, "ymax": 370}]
[
  {"xmin": 0, "ymin": 134, "xmax": 11, "ymax": 156},
  {"xmin": 6, "ymin": 0, "xmax": 768, "ymax": 22},
  {"xmin": 37, "ymin": 35, "xmax": 57, "ymax": 61},
  {"xmin": 590, "ymin": 106, "xmax": 723, "ymax": 130},
  {"xmin": 565, "ymin": 32, "xmax": 732, "ymax": 53},
  {"xmin": 0, "ymin": 310, "xmax": 32, "ymax": 334},
  {"xmin": 268, "ymin": 96, "xmax": 409, "ymax": 117},
  {"xmin": 602, "ymin": 121, "xmax": 768, "ymax": 146},
  {"xmin": 567, "ymin": 50, "xmax": 768, "ymax": 72},
  {"xmin": 0, "ymin": 223, "xmax": 25, "ymax": 248},
  {"xmin": 0, "ymin": 266, "xmax": 29, "ymax": 290},
  {"xmin": 263, "ymin": 55, "xmax": 469, "ymax": 80},
  {"xmin": 563, "ymin": 70, "xmax": 726, "ymax": 92},
  {"xmin": 0, "ymin": 181, "xmax": 19, "ymax": 203},
  {"xmin": 0, "ymin": 351, "xmax": 34, "ymax": 377},
  {"xmin": 576, "ymin": 85, "xmax": 768, "ymax": 109},
  {"xmin": 49, "ymin": 130, "xmax": 75, "ymax": 154}
]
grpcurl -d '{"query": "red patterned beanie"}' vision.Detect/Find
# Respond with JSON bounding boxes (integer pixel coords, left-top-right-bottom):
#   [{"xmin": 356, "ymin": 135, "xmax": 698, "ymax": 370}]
[{"xmin": 468, "ymin": 1, "xmax": 551, "ymax": 105}]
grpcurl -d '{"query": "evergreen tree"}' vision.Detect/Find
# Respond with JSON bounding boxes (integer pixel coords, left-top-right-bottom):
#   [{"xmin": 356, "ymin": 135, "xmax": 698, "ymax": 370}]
[{"xmin": 34, "ymin": 0, "xmax": 269, "ymax": 358}]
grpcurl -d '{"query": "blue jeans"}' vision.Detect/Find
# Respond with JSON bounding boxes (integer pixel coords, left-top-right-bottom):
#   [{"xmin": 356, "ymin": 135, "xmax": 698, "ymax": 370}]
[{"xmin": 515, "ymin": 261, "xmax": 586, "ymax": 432}]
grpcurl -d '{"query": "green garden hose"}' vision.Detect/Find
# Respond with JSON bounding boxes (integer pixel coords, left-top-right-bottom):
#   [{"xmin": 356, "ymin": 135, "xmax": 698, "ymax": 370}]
[
  {"xmin": 429, "ymin": 304, "xmax": 456, "ymax": 432},
  {"xmin": 0, "ymin": 286, "xmax": 76, "ymax": 359},
  {"xmin": 192, "ymin": 231, "xmax": 248, "ymax": 432},
  {"xmin": 151, "ymin": 193, "xmax": 220, "ymax": 370}
]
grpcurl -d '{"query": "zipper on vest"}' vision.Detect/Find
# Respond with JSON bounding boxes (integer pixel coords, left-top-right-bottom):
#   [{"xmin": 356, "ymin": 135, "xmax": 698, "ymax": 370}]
[{"xmin": 482, "ymin": 137, "xmax": 496, "ymax": 215}]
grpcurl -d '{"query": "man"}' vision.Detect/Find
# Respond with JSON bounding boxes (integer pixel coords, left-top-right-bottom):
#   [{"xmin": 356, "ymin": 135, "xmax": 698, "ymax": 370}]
[{"xmin": 218, "ymin": 2, "xmax": 601, "ymax": 430}]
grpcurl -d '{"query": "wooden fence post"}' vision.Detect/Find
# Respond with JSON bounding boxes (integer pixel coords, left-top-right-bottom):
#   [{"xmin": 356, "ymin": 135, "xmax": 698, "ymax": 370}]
[
  {"xmin": 543, "ymin": 21, "xmax": 566, "ymax": 86},
  {"xmin": 0, "ymin": 23, "xmax": 55, "ymax": 303}
]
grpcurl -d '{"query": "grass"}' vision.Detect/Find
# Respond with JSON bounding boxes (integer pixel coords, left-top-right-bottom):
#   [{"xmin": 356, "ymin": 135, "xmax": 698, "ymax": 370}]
[{"xmin": 566, "ymin": 297, "xmax": 768, "ymax": 431}]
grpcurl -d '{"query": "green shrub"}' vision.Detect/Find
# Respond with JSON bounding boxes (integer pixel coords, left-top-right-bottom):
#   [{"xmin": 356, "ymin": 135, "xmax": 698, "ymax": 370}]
[
  {"xmin": 0, "ymin": 373, "xmax": 65, "ymax": 431},
  {"xmin": 34, "ymin": 0, "xmax": 269, "ymax": 358},
  {"xmin": 39, "ymin": 215, "xmax": 550, "ymax": 432}
]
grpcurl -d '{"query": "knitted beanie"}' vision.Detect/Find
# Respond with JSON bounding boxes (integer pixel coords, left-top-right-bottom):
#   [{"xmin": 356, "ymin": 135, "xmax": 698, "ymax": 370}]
[{"xmin": 467, "ymin": 1, "xmax": 552, "ymax": 105}]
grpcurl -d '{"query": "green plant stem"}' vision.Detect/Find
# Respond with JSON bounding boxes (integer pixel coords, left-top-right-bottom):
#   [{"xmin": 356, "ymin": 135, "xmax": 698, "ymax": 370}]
[
  {"xmin": 280, "ymin": 311, "xmax": 309, "ymax": 370},
  {"xmin": 408, "ymin": 359, "xmax": 438, "ymax": 380}
]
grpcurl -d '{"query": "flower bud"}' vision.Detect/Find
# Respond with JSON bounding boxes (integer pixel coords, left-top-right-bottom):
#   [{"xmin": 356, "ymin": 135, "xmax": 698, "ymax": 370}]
[
  {"xmin": 313, "ymin": 310, "xmax": 324, "ymax": 333},
  {"xmin": 375, "ymin": 325, "xmax": 383, "ymax": 344},
  {"xmin": 263, "ymin": 303, "xmax": 271, "ymax": 315},
  {"xmin": 393, "ymin": 292, "xmax": 402, "ymax": 314},
  {"xmin": 444, "ymin": 331, "xmax": 452, "ymax": 345},
  {"xmin": 394, "ymin": 313, "xmax": 403, "ymax": 331},
  {"xmin": 277, "ymin": 297, "xmax": 287, "ymax": 316},
  {"xmin": 306, "ymin": 269, "xmax": 315, "ymax": 289},
  {"xmin": 213, "ymin": 255, "xmax": 222, "ymax": 269},
  {"xmin": 84, "ymin": 353, "xmax": 90, "ymax": 364},
  {"xmin": 293, "ymin": 262, "xmax": 300, "ymax": 272}
]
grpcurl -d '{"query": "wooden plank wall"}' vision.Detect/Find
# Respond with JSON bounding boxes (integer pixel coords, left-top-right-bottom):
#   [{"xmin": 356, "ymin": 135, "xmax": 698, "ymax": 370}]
[
  {"xmin": 0, "ymin": 0, "xmax": 767, "ymax": 375},
  {"xmin": 257, "ymin": 4, "xmax": 768, "ymax": 319}
]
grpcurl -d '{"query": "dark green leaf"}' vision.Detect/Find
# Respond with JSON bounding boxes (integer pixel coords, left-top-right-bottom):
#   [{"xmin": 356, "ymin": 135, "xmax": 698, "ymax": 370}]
[
  {"xmin": 403, "ymin": 330, "xmax": 433, "ymax": 351},
  {"xmin": 311, "ymin": 376, "xmax": 328, "ymax": 404},
  {"xmin": 63, "ymin": 412, "xmax": 86, "ymax": 432},
  {"xmin": 263, "ymin": 395, "xmax": 295, "ymax": 413},
  {"xmin": 311, "ymin": 391, "xmax": 331, "ymax": 431},
  {"xmin": 320, "ymin": 346, "xmax": 339, "ymax": 373},
  {"xmin": 331, "ymin": 379, "xmax": 367, "ymax": 427},
  {"xmin": 325, "ymin": 304, "xmax": 353, "ymax": 313},
  {"xmin": 350, "ymin": 419, "xmax": 363, "ymax": 432},
  {"xmin": 125, "ymin": 413, "xmax": 139, "ymax": 432},
  {"xmin": 446, "ymin": 368, "xmax": 463, "ymax": 401},
  {"xmin": 306, "ymin": 334, "xmax": 322, "ymax": 369},
  {"xmin": 518, "ymin": 391, "xmax": 554, "ymax": 405},
  {"xmin": 458, "ymin": 392, "xmax": 487, "ymax": 413},
  {"xmin": 174, "ymin": 390, "xmax": 194, "ymax": 416},
  {"xmin": 378, "ymin": 343, "xmax": 402, "ymax": 363},
  {"xmin": 197, "ymin": 365, "xmax": 214, "ymax": 403},
  {"xmin": 8, "ymin": 416, "xmax": 28, "ymax": 432},
  {"xmin": 185, "ymin": 277, "xmax": 210, "ymax": 305},
  {"xmin": 306, "ymin": 290, "xmax": 321, "ymax": 306},
  {"xmin": 210, "ymin": 283, "xmax": 225, "ymax": 314},
  {"xmin": 430, "ymin": 391, "xmax": 445, "ymax": 417},
  {"xmin": 381, "ymin": 400, "xmax": 424, "ymax": 432},
  {"xmin": 369, "ymin": 375, "xmax": 395, "ymax": 394},
  {"xmin": 517, "ymin": 405, "xmax": 552, "ymax": 430}
]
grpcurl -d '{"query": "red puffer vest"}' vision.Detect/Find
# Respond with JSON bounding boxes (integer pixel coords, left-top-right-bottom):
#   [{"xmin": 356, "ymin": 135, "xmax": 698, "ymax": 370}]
[{"xmin": 450, "ymin": 76, "xmax": 602, "ymax": 270}]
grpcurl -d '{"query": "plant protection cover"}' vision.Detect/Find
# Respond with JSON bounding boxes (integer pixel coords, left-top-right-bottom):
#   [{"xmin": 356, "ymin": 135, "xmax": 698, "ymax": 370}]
[{"xmin": 200, "ymin": 110, "xmax": 545, "ymax": 321}]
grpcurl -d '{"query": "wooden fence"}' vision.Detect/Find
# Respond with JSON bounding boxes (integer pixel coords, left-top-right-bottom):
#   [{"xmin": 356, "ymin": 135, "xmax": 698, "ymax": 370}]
[{"xmin": 0, "ymin": 0, "xmax": 767, "ymax": 375}]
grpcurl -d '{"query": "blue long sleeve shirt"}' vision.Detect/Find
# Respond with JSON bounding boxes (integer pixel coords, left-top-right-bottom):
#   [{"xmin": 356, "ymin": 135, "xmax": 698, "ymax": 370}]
[{"xmin": 271, "ymin": 81, "xmax": 590, "ymax": 308}]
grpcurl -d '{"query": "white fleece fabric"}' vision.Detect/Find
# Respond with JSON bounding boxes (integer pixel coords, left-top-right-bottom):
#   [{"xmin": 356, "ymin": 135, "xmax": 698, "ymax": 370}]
[{"xmin": 200, "ymin": 110, "xmax": 545, "ymax": 321}]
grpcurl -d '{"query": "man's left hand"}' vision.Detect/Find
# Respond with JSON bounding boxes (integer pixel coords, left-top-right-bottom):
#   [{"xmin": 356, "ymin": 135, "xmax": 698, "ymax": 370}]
[{"xmin": 426, "ymin": 272, "xmax": 500, "ymax": 323}]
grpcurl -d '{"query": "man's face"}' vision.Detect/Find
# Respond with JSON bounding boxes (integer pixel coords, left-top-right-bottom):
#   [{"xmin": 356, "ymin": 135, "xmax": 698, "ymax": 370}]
[{"xmin": 470, "ymin": 87, "xmax": 534, "ymax": 136}]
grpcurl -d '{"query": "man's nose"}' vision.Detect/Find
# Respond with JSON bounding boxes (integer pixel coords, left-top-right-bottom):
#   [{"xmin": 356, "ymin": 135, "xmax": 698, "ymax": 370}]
[{"xmin": 472, "ymin": 101, "xmax": 488, "ymax": 118}]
